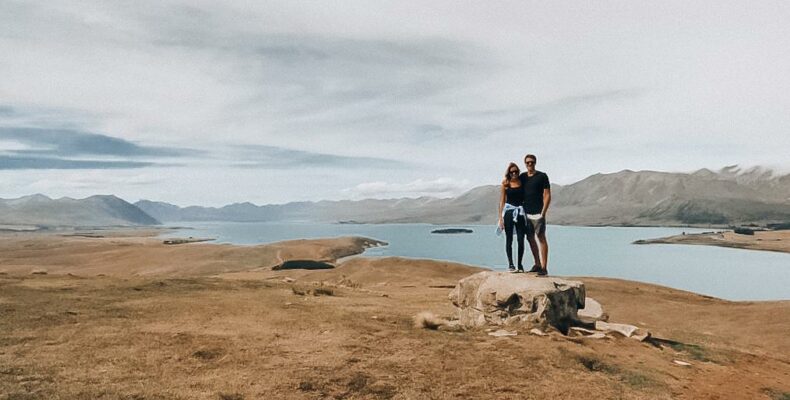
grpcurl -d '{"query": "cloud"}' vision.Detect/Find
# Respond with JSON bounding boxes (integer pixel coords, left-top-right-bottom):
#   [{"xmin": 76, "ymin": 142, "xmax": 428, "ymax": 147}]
[
  {"xmin": 0, "ymin": 155, "xmax": 153, "ymax": 170},
  {"xmin": 0, "ymin": 127, "xmax": 197, "ymax": 158},
  {"xmin": 0, "ymin": 126, "xmax": 196, "ymax": 169},
  {"xmin": 343, "ymin": 177, "xmax": 471, "ymax": 199},
  {"xmin": 465, "ymin": 89, "xmax": 643, "ymax": 118},
  {"xmin": 24, "ymin": 171, "xmax": 162, "ymax": 190},
  {"xmin": 445, "ymin": 89, "xmax": 644, "ymax": 135},
  {"xmin": 230, "ymin": 145, "xmax": 412, "ymax": 170}
]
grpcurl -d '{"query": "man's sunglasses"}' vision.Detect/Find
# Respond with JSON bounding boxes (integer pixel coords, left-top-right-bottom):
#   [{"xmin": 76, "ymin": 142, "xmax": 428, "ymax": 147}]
[{"xmin": 525, "ymin": 161, "xmax": 535, "ymax": 165}]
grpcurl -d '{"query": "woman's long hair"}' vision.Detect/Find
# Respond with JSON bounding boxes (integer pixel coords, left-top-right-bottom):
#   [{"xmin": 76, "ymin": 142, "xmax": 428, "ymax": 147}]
[{"xmin": 503, "ymin": 162, "xmax": 520, "ymax": 184}]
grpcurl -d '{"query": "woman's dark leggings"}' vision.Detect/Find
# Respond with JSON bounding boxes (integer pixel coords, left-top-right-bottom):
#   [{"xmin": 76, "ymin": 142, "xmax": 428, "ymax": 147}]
[{"xmin": 504, "ymin": 209, "xmax": 527, "ymax": 267}]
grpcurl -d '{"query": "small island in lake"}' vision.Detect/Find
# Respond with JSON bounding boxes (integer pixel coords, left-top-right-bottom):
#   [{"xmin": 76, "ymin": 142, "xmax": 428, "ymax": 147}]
[{"xmin": 431, "ymin": 228, "xmax": 474, "ymax": 234}]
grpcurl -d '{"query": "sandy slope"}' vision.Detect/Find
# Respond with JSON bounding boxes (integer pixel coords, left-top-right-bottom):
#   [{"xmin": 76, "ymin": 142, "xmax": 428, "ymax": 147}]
[{"xmin": 1, "ymin": 232, "xmax": 789, "ymax": 399}]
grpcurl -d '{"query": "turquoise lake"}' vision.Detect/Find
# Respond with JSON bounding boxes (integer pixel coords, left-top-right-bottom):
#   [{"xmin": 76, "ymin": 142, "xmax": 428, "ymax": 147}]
[{"xmin": 164, "ymin": 222, "xmax": 790, "ymax": 301}]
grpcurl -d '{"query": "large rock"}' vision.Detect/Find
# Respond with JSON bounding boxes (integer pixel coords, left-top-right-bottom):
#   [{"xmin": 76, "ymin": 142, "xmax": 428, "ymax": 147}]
[{"xmin": 449, "ymin": 271, "xmax": 585, "ymax": 333}]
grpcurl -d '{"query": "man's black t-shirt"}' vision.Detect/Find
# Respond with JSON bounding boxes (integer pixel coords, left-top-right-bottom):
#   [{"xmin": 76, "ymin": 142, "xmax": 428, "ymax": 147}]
[{"xmin": 519, "ymin": 171, "xmax": 551, "ymax": 214}]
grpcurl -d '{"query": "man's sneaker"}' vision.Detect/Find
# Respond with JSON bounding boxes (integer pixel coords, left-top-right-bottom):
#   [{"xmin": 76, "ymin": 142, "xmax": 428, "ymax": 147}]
[
  {"xmin": 517, "ymin": 265, "xmax": 525, "ymax": 273},
  {"xmin": 537, "ymin": 268, "xmax": 548, "ymax": 277},
  {"xmin": 508, "ymin": 265, "xmax": 516, "ymax": 273},
  {"xmin": 528, "ymin": 264, "xmax": 542, "ymax": 273}
]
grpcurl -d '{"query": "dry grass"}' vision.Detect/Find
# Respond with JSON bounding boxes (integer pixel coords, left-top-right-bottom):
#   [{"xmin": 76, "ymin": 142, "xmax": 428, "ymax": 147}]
[
  {"xmin": 1, "ymin": 233, "xmax": 789, "ymax": 399},
  {"xmin": 762, "ymin": 387, "xmax": 790, "ymax": 400},
  {"xmin": 413, "ymin": 311, "xmax": 448, "ymax": 330}
]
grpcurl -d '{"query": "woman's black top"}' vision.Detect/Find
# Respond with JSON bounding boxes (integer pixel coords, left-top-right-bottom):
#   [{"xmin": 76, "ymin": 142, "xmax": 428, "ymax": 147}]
[{"xmin": 504, "ymin": 184, "xmax": 524, "ymax": 206}]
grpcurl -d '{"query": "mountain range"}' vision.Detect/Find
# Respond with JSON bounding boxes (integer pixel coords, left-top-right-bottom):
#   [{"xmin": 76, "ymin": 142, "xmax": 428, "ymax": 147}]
[
  {"xmin": 135, "ymin": 165, "xmax": 790, "ymax": 227},
  {"xmin": 3, "ymin": 166, "xmax": 789, "ymax": 229}
]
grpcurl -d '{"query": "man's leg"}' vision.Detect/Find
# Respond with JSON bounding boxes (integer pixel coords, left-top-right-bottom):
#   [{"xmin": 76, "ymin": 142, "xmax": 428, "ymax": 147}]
[
  {"xmin": 537, "ymin": 233, "xmax": 548, "ymax": 270},
  {"xmin": 536, "ymin": 220, "xmax": 548, "ymax": 271},
  {"xmin": 526, "ymin": 236, "xmax": 540, "ymax": 266},
  {"xmin": 525, "ymin": 219, "xmax": 541, "ymax": 272}
]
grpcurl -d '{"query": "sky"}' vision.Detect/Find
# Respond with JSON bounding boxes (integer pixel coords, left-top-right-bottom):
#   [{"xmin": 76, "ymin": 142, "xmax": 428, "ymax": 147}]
[{"xmin": 1, "ymin": 1, "xmax": 789, "ymax": 206}]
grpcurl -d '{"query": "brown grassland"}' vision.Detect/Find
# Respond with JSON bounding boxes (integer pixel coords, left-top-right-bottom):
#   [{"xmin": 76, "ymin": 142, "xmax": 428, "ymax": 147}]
[{"xmin": 1, "ymin": 231, "xmax": 789, "ymax": 399}]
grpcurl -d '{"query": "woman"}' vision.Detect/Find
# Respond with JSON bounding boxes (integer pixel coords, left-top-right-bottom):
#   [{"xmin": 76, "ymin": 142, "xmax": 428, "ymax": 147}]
[{"xmin": 498, "ymin": 162, "xmax": 527, "ymax": 272}]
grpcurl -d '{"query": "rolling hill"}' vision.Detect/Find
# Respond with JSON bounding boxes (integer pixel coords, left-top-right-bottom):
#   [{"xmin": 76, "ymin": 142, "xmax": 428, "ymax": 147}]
[{"xmin": 0, "ymin": 194, "xmax": 161, "ymax": 228}]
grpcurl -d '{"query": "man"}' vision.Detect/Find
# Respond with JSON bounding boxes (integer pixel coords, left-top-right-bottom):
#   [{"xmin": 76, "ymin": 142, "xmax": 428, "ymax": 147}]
[{"xmin": 520, "ymin": 154, "xmax": 551, "ymax": 276}]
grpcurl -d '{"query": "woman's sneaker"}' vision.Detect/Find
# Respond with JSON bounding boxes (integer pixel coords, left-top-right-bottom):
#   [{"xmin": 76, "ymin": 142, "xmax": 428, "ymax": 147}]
[
  {"xmin": 528, "ymin": 264, "xmax": 542, "ymax": 273},
  {"xmin": 537, "ymin": 268, "xmax": 548, "ymax": 276}
]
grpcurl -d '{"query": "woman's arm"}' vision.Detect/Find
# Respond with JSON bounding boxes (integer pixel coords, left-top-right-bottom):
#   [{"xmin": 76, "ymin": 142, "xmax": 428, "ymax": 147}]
[{"xmin": 498, "ymin": 182, "xmax": 506, "ymax": 228}]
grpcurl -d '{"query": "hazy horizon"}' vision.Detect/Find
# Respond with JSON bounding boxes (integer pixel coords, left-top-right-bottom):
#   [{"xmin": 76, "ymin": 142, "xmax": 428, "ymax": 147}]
[{"xmin": 2, "ymin": 1, "xmax": 789, "ymax": 206}]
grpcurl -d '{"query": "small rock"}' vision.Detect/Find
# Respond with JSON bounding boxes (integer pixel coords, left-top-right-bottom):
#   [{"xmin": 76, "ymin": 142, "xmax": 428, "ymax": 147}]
[
  {"xmin": 283, "ymin": 277, "xmax": 296, "ymax": 283},
  {"xmin": 371, "ymin": 316, "xmax": 378, "ymax": 319},
  {"xmin": 631, "ymin": 331, "xmax": 651, "ymax": 342},
  {"xmin": 595, "ymin": 321, "xmax": 638, "ymax": 337},
  {"xmin": 578, "ymin": 297, "xmax": 604, "ymax": 320},
  {"xmin": 570, "ymin": 327, "xmax": 597, "ymax": 335},
  {"xmin": 31, "ymin": 269, "xmax": 48, "ymax": 275},
  {"xmin": 284, "ymin": 302, "xmax": 293, "ymax": 306},
  {"xmin": 529, "ymin": 328, "xmax": 548, "ymax": 336},
  {"xmin": 65, "ymin": 310, "xmax": 78, "ymax": 315},
  {"xmin": 570, "ymin": 327, "xmax": 608, "ymax": 339},
  {"xmin": 673, "ymin": 360, "xmax": 692, "ymax": 366},
  {"xmin": 488, "ymin": 329, "xmax": 518, "ymax": 337},
  {"xmin": 586, "ymin": 332, "xmax": 607, "ymax": 339}
]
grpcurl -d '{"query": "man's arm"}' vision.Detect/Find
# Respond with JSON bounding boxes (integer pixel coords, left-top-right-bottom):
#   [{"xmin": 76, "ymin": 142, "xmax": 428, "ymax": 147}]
[{"xmin": 541, "ymin": 188, "xmax": 551, "ymax": 218}]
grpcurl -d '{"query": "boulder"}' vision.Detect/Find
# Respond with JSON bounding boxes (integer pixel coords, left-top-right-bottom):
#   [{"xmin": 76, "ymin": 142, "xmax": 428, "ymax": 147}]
[{"xmin": 449, "ymin": 271, "xmax": 585, "ymax": 333}]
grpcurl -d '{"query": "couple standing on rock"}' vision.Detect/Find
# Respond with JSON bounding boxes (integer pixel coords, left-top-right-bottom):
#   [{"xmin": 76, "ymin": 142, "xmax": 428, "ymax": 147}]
[{"xmin": 497, "ymin": 154, "xmax": 551, "ymax": 275}]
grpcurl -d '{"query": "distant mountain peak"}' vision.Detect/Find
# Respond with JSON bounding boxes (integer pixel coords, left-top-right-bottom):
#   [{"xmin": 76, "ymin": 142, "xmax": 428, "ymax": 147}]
[
  {"xmin": 715, "ymin": 164, "xmax": 786, "ymax": 184},
  {"xmin": 691, "ymin": 168, "xmax": 716, "ymax": 176},
  {"xmin": 9, "ymin": 193, "xmax": 51, "ymax": 201}
]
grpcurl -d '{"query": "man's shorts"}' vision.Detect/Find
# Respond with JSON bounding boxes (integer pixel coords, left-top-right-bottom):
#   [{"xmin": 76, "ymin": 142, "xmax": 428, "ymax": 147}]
[{"xmin": 526, "ymin": 214, "xmax": 546, "ymax": 236}]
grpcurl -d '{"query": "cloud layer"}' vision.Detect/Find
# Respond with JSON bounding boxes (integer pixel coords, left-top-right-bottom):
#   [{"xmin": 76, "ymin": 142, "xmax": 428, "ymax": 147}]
[{"xmin": 1, "ymin": 1, "xmax": 789, "ymax": 205}]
